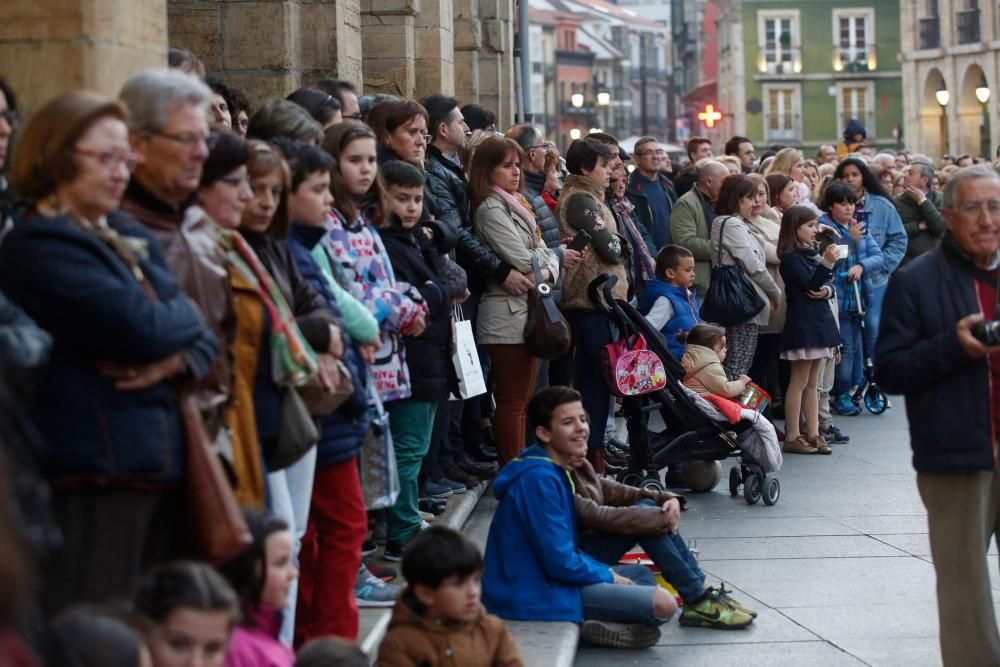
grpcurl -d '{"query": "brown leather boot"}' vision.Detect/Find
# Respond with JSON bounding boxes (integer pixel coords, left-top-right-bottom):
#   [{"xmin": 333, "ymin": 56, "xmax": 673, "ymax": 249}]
[
  {"xmin": 783, "ymin": 435, "xmax": 819, "ymax": 454},
  {"xmin": 587, "ymin": 447, "xmax": 606, "ymax": 474},
  {"xmin": 806, "ymin": 434, "xmax": 832, "ymax": 455}
]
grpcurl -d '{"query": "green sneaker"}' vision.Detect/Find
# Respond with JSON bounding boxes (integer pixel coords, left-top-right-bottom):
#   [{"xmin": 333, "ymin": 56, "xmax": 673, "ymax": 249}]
[
  {"xmin": 709, "ymin": 583, "xmax": 758, "ymax": 619},
  {"xmin": 679, "ymin": 591, "xmax": 753, "ymax": 629}
]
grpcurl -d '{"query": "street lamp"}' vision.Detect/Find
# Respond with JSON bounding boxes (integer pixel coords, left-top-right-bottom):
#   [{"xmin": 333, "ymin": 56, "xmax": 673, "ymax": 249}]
[
  {"xmin": 976, "ymin": 86, "xmax": 991, "ymax": 104},
  {"xmin": 571, "ymin": 93, "xmax": 584, "ymax": 108},
  {"xmin": 597, "ymin": 92, "xmax": 611, "ymax": 106},
  {"xmin": 936, "ymin": 89, "xmax": 950, "ymax": 106},
  {"xmin": 569, "ymin": 128, "xmax": 582, "ymax": 140}
]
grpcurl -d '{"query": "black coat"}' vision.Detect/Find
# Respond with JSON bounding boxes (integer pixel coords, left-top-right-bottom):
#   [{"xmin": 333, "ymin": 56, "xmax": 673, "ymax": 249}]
[
  {"xmin": 379, "ymin": 220, "xmax": 454, "ymax": 401},
  {"xmin": 778, "ymin": 249, "xmax": 841, "ymax": 352},
  {"xmin": 423, "ymin": 145, "xmax": 512, "ymax": 287},
  {"xmin": 876, "ymin": 237, "xmax": 995, "ymax": 472}
]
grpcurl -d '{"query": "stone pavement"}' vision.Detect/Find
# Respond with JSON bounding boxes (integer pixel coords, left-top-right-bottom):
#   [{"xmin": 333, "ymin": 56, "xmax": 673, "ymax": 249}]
[{"xmin": 574, "ymin": 405, "xmax": 1000, "ymax": 666}]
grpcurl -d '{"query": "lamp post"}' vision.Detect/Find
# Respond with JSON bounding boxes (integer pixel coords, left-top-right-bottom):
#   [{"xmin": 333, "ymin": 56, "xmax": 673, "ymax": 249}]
[
  {"xmin": 597, "ymin": 91, "xmax": 610, "ymax": 135},
  {"xmin": 977, "ymin": 87, "xmax": 991, "ymax": 159},
  {"xmin": 935, "ymin": 89, "xmax": 950, "ymax": 106},
  {"xmin": 569, "ymin": 128, "xmax": 582, "ymax": 140},
  {"xmin": 571, "ymin": 93, "xmax": 584, "ymax": 109},
  {"xmin": 936, "ymin": 89, "xmax": 950, "ymax": 156}
]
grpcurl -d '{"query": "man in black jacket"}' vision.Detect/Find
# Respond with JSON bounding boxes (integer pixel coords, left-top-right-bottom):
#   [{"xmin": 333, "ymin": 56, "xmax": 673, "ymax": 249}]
[{"xmin": 876, "ymin": 165, "xmax": 1000, "ymax": 666}]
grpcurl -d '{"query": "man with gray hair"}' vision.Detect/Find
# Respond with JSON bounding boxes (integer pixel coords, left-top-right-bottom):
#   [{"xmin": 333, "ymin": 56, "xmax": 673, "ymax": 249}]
[
  {"xmin": 896, "ymin": 160, "xmax": 945, "ymax": 264},
  {"xmin": 118, "ymin": 68, "xmax": 233, "ymax": 437},
  {"xmin": 670, "ymin": 159, "xmax": 729, "ymax": 296},
  {"xmin": 877, "ymin": 165, "xmax": 1000, "ymax": 665}
]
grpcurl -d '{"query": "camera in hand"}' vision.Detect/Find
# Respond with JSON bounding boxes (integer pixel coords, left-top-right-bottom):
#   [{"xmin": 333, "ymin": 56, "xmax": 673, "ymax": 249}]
[{"xmin": 971, "ymin": 320, "xmax": 1000, "ymax": 346}]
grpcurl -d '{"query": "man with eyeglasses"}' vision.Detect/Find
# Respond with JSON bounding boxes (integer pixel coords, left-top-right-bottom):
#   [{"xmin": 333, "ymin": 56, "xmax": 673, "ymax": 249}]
[
  {"xmin": 896, "ymin": 160, "xmax": 945, "ymax": 265},
  {"xmin": 876, "ymin": 165, "xmax": 1000, "ymax": 666},
  {"xmin": 628, "ymin": 136, "xmax": 675, "ymax": 250},
  {"xmin": 118, "ymin": 68, "xmax": 233, "ymax": 442}
]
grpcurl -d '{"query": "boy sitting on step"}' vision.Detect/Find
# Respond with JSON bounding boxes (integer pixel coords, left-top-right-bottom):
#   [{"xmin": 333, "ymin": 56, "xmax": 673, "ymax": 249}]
[{"xmin": 378, "ymin": 525, "xmax": 524, "ymax": 667}]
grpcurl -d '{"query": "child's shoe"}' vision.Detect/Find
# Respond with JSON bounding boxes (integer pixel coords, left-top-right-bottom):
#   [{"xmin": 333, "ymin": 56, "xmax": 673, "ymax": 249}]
[
  {"xmin": 679, "ymin": 590, "xmax": 753, "ymax": 629},
  {"xmin": 831, "ymin": 393, "xmax": 861, "ymax": 416},
  {"xmin": 821, "ymin": 424, "xmax": 850, "ymax": 444},
  {"xmin": 806, "ymin": 434, "xmax": 832, "ymax": 455},
  {"xmin": 355, "ymin": 564, "xmax": 401, "ymax": 607},
  {"xmin": 782, "ymin": 435, "xmax": 818, "ymax": 454}
]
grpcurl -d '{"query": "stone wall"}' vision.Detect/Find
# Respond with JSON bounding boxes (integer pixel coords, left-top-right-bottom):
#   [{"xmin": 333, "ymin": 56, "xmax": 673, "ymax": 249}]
[{"xmin": 0, "ymin": 0, "xmax": 168, "ymax": 115}]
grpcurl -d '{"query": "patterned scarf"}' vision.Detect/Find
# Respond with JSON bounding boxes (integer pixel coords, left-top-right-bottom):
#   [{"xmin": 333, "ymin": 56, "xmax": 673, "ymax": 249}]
[
  {"xmin": 611, "ymin": 196, "xmax": 656, "ymax": 281},
  {"xmin": 491, "ymin": 185, "xmax": 537, "ymax": 230},
  {"xmin": 220, "ymin": 229, "xmax": 318, "ymax": 387}
]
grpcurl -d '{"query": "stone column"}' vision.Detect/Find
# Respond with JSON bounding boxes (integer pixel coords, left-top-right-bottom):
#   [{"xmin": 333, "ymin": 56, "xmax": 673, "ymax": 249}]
[
  {"xmin": 361, "ymin": 0, "xmax": 419, "ymax": 97},
  {"xmin": 478, "ymin": 0, "xmax": 516, "ymax": 128},
  {"xmin": 415, "ymin": 0, "xmax": 455, "ymax": 98},
  {"xmin": 453, "ymin": 0, "xmax": 482, "ymax": 106},
  {"xmin": 0, "ymin": 0, "xmax": 167, "ymax": 115},
  {"xmin": 300, "ymin": 0, "xmax": 364, "ymax": 87}
]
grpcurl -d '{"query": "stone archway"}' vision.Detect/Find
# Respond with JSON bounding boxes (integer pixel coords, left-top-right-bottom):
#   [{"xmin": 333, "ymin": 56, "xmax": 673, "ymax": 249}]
[
  {"xmin": 959, "ymin": 64, "xmax": 991, "ymax": 158},
  {"xmin": 920, "ymin": 68, "xmax": 949, "ymax": 159}
]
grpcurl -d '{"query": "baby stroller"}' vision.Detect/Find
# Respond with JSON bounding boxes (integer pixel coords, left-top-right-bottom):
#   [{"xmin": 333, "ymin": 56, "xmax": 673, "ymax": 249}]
[
  {"xmin": 589, "ymin": 274, "xmax": 781, "ymax": 506},
  {"xmin": 848, "ymin": 280, "xmax": 888, "ymax": 415}
]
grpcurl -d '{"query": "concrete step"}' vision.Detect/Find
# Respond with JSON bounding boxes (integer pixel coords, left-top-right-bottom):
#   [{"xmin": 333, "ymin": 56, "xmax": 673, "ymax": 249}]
[
  {"xmin": 358, "ymin": 479, "xmax": 490, "ymax": 663},
  {"xmin": 358, "ymin": 482, "xmax": 579, "ymax": 667}
]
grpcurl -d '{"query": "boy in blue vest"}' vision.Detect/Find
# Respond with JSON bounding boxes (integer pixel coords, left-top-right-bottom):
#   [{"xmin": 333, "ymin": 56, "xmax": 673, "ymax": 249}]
[{"xmin": 642, "ymin": 244, "xmax": 700, "ymax": 361}]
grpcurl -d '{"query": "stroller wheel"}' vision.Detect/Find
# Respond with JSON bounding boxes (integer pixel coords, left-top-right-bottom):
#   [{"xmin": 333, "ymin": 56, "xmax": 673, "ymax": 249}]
[
  {"xmin": 641, "ymin": 477, "xmax": 665, "ymax": 492},
  {"xmin": 618, "ymin": 471, "xmax": 643, "ymax": 488},
  {"xmin": 728, "ymin": 466, "xmax": 741, "ymax": 497},
  {"xmin": 763, "ymin": 477, "xmax": 780, "ymax": 506},
  {"xmin": 743, "ymin": 473, "xmax": 763, "ymax": 505},
  {"xmin": 865, "ymin": 386, "xmax": 888, "ymax": 415}
]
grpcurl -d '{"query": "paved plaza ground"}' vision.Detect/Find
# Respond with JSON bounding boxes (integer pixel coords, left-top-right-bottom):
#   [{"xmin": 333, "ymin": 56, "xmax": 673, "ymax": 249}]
[{"xmin": 574, "ymin": 405, "xmax": 999, "ymax": 666}]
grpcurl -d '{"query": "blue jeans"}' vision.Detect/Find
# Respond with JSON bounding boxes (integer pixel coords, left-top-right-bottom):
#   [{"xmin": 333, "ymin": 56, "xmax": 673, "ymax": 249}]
[
  {"xmin": 581, "ymin": 563, "xmax": 669, "ymax": 625},
  {"xmin": 834, "ymin": 313, "xmax": 864, "ymax": 396},
  {"xmin": 864, "ymin": 282, "xmax": 887, "ymax": 364},
  {"xmin": 579, "ymin": 500, "xmax": 706, "ymax": 602},
  {"xmin": 568, "ymin": 311, "xmax": 616, "ymax": 450}
]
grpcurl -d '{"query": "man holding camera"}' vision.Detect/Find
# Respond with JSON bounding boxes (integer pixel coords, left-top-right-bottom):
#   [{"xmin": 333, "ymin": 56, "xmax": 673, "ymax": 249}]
[{"xmin": 877, "ymin": 165, "xmax": 1000, "ymax": 665}]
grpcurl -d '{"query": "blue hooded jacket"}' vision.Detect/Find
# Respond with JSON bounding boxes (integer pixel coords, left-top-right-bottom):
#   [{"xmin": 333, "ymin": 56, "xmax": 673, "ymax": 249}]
[
  {"xmin": 819, "ymin": 213, "xmax": 884, "ymax": 313},
  {"xmin": 482, "ymin": 444, "xmax": 613, "ymax": 622}
]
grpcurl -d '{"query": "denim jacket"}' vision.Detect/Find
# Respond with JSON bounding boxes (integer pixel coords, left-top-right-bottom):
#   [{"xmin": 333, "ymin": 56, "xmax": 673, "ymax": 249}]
[{"xmin": 856, "ymin": 190, "xmax": 907, "ymax": 289}]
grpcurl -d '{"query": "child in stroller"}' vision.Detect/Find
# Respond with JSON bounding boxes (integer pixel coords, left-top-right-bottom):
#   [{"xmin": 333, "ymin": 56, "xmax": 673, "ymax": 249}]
[{"xmin": 590, "ymin": 274, "xmax": 783, "ymax": 505}]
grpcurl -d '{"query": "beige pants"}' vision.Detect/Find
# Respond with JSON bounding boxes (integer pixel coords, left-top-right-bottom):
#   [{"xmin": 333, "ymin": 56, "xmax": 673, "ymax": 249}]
[
  {"xmin": 815, "ymin": 353, "xmax": 836, "ymax": 431},
  {"xmin": 917, "ymin": 469, "xmax": 1000, "ymax": 666}
]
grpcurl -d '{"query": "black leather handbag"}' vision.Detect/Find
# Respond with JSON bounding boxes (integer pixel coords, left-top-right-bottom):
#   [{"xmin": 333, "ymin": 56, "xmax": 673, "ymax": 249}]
[{"xmin": 700, "ymin": 217, "xmax": 766, "ymax": 327}]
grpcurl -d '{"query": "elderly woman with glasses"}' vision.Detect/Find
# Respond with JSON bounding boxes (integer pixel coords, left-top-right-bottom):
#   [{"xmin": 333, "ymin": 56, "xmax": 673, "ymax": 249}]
[{"xmin": 0, "ymin": 90, "xmax": 218, "ymax": 613}]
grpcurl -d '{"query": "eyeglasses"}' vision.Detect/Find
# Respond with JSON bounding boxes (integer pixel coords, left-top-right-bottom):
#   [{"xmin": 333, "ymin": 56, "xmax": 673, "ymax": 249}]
[
  {"xmin": 422, "ymin": 133, "xmax": 433, "ymax": 144},
  {"xmin": 0, "ymin": 109, "xmax": 18, "ymax": 129},
  {"xmin": 343, "ymin": 113, "xmax": 363, "ymax": 121},
  {"xmin": 151, "ymin": 130, "xmax": 210, "ymax": 149},
  {"xmin": 638, "ymin": 149, "xmax": 666, "ymax": 157},
  {"xmin": 75, "ymin": 148, "xmax": 138, "ymax": 172},
  {"xmin": 958, "ymin": 200, "xmax": 1000, "ymax": 216},
  {"xmin": 528, "ymin": 142, "xmax": 551, "ymax": 151}
]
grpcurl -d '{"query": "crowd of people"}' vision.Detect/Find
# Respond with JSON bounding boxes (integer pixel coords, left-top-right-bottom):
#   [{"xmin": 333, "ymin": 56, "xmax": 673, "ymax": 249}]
[{"xmin": 0, "ymin": 43, "xmax": 995, "ymax": 666}]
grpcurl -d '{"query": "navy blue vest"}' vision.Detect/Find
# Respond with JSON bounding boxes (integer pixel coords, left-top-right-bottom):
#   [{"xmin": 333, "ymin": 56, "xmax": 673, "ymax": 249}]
[{"xmin": 642, "ymin": 279, "xmax": 700, "ymax": 360}]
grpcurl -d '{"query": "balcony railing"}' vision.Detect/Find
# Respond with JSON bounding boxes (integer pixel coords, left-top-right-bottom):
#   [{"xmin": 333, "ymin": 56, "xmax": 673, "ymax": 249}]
[
  {"xmin": 832, "ymin": 43, "xmax": 877, "ymax": 72},
  {"xmin": 562, "ymin": 102, "xmax": 594, "ymax": 116},
  {"xmin": 919, "ymin": 16, "xmax": 940, "ymax": 49},
  {"xmin": 756, "ymin": 47, "xmax": 802, "ymax": 75},
  {"xmin": 957, "ymin": 8, "xmax": 981, "ymax": 44}
]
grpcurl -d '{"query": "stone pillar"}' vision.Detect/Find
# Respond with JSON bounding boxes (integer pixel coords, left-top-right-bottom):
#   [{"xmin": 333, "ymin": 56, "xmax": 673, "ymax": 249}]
[
  {"xmin": 300, "ymin": 0, "xmax": 364, "ymax": 87},
  {"xmin": 361, "ymin": 0, "xmax": 419, "ymax": 97},
  {"xmin": 415, "ymin": 0, "xmax": 455, "ymax": 98},
  {"xmin": 478, "ymin": 0, "xmax": 516, "ymax": 128},
  {"xmin": 0, "ymin": 0, "xmax": 167, "ymax": 116},
  {"xmin": 168, "ymin": 0, "xmax": 364, "ymax": 107},
  {"xmin": 453, "ymin": 0, "xmax": 482, "ymax": 105}
]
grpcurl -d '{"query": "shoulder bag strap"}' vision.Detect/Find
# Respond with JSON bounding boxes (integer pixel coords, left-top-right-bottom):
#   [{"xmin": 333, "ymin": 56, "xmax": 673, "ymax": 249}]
[
  {"xmin": 530, "ymin": 255, "xmax": 562, "ymax": 324},
  {"xmin": 716, "ymin": 216, "xmax": 728, "ymax": 265}
]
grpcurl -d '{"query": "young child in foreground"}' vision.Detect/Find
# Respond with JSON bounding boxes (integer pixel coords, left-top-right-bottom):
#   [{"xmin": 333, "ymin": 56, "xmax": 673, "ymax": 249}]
[
  {"xmin": 681, "ymin": 324, "xmax": 751, "ymax": 399},
  {"xmin": 642, "ymin": 244, "xmax": 700, "ymax": 361},
  {"xmin": 377, "ymin": 525, "xmax": 524, "ymax": 667}
]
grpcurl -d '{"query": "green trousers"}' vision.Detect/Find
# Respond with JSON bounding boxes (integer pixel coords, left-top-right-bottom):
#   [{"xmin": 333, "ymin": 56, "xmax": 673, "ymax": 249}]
[{"xmin": 386, "ymin": 399, "xmax": 437, "ymax": 544}]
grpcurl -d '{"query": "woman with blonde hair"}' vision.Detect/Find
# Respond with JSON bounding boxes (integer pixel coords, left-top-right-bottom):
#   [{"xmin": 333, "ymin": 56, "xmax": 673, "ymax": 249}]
[{"xmin": 765, "ymin": 147, "xmax": 818, "ymax": 211}]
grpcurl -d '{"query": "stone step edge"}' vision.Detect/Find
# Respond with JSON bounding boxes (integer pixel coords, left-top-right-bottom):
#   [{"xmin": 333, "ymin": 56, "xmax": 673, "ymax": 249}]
[{"xmin": 359, "ymin": 479, "xmax": 490, "ymax": 663}]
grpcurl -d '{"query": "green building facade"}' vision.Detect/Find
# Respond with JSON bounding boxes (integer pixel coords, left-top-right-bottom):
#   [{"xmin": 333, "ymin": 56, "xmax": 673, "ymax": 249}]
[{"xmin": 724, "ymin": 0, "xmax": 903, "ymax": 151}]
